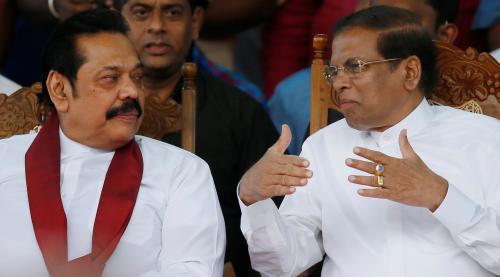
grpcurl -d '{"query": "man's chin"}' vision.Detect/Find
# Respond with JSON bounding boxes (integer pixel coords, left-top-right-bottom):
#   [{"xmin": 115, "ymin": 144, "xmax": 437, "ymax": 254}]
[
  {"xmin": 108, "ymin": 132, "xmax": 137, "ymax": 150},
  {"xmin": 344, "ymin": 117, "xmax": 370, "ymax": 131},
  {"xmin": 142, "ymin": 56, "xmax": 175, "ymax": 70}
]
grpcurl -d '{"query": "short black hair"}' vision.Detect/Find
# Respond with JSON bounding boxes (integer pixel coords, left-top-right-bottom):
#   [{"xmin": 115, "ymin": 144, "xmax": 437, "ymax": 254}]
[
  {"xmin": 40, "ymin": 8, "xmax": 130, "ymax": 110},
  {"xmin": 333, "ymin": 5, "xmax": 437, "ymax": 96},
  {"xmin": 113, "ymin": 0, "xmax": 209, "ymax": 11},
  {"xmin": 425, "ymin": 0, "xmax": 459, "ymax": 27}
]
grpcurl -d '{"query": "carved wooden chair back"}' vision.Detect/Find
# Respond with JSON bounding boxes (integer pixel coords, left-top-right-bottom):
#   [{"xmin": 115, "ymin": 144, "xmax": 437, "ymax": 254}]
[
  {"xmin": 310, "ymin": 34, "xmax": 500, "ymax": 135},
  {"xmin": 0, "ymin": 82, "xmax": 46, "ymax": 139},
  {"xmin": 429, "ymin": 40, "xmax": 500, "ymax": 119}
]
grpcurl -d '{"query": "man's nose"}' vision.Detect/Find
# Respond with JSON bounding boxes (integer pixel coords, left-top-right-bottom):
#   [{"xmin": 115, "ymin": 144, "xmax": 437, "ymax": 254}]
[
  {"xmin": 147, "ymin": 10, "xmax": 165, "ymax": 33},
  {"xmin": 119, "ymin": 78, "xmax": 140, "ymax": 100},
  {"xmin": 332, "ymin": 69, "xmax": 351, "ymax": 92}
]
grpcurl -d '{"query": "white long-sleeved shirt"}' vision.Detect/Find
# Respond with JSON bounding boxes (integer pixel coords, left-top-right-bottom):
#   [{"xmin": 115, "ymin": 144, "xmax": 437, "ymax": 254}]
[
  {"xmin": 240, "ymin": 100, "xmax": 500, "ymax": 276},
  {"xmin": 0, "ymin": 74, "xmax": 21, "ymax": 95},
  {"xmin": 0, "ymin": 130, "xmax": 225, "ymax": 277}
]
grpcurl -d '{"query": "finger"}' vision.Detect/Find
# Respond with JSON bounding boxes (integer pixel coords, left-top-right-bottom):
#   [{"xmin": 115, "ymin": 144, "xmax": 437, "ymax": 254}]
[
  {"xmin": 272, "ymin": 185, "xmax": 296, "ymax": 197},
  {"xmin": 345, "ymin": 158, "xmax": 376, "ymax": 174},
  {"xmin": 347, "ymin": 175, "xmax": 380, "ymax": 187},
  {"xmin": 271, "ymin": 163, "xmax": 313, "ymax": 178},
  {"xmin": 357, "ymin": 187, "xmax": 388, "ymax": 199},
  {"xmin": 353, "ymin": 146, "xmax": 392, "ymax": 165},
  {"xmin": 267, "ymin": 174, "xmax": 309, "ymax": 187},
  {"xmin": 269, "ymin": 124, "xmax": 292, "ymax": 154},
  {"xmin": 281, "ymin": 154, "xmax": 310, "ymax": 167},
  {"xmin": 398, "ymin": 129, "xmax": 418, "ymax": 159}
]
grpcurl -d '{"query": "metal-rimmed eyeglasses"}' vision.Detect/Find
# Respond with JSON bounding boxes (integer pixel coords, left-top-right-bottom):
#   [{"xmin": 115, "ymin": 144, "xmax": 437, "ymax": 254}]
[{"xmin": 323, "ymin": 57, "xmax": 402, "ymax": 83}]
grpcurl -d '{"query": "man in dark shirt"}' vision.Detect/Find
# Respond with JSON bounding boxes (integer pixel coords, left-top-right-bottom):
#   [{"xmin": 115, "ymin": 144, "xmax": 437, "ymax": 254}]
[{"xmin": 114, "ymin": 0, "xmax": 279, "ymax": 275}]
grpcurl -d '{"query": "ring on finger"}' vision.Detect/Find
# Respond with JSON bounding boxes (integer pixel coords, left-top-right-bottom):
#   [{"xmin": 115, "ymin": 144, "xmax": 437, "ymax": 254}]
[
  {"xmin": 376, "ymin": 175, "xmax": 384, "ymax": 186},
  {"xmin": 374, "ymin": 163, "xmax": 384, "ymax": 187},
  {"xmin": 374, "ymin": 163, "xmax": 384, "ymax": 176}
]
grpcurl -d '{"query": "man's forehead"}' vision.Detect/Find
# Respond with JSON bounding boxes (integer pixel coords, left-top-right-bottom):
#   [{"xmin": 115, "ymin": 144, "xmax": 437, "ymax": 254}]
[
  {"xmin": 124, "ymin": 0, "xmax": 189, "ymax": 8},
  {"xmin": 331, "ymin": 28, "xmax": 380, "ymax": 61},
  {"xmin": 76, "ymin": 33, "xmax": 140, "ymax": 71}
]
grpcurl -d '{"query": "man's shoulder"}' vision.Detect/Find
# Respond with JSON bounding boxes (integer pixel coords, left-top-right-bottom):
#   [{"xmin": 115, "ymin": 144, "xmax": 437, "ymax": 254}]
[
  {"xmin": 198, "ymin": 72, "xmax": 271, "ymax": 124},
  {"xmin": 432, "ymin": 106, "xmax": 500, "ymax": 138},
  {"xmin": 0, "ymin": 134, "xmax": 36, "ymax": 166},
  {"xmin": 200, "ymin": 72, "xmax": 261, "ymax": 106},
  {"xmin": 0, "ymin": 133, "xmax": 36, "ymax": 151},
  {"xmin": 135, "ymin": 135, "xmax": 209, "ymax": 169}
]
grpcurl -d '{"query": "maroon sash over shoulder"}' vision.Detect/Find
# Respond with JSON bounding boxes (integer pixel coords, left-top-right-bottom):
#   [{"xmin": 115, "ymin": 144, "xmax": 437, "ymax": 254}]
[{"xmin": 25, "ymin": 114, "xmax": 143, "ymax": 277}]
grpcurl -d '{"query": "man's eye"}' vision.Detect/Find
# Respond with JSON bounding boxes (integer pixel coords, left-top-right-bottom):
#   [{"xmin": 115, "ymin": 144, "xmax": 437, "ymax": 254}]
[
  {"xmin": 344, "ymin": 60, "xmax": 363, "ymax": 73},
  {"xmin": 131, "ymin": 8, "xmax": 149, "ymax": 19},
  {"xmin": 102, "ymin": 75, "xmax": 118, "ymax": 83},
  {"xmin": 166, "ymin": 7, "xmax": 183, "ymax": 18},
  {"xmin": 132, "ymin": 73, "xmax": 143, "ymax": 82}
]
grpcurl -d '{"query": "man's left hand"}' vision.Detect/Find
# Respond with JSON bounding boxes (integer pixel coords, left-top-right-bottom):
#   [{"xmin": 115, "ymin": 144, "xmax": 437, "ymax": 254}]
[{"xmin": 345, "ymin": 129, "xmax": 448, "ymax": 212}]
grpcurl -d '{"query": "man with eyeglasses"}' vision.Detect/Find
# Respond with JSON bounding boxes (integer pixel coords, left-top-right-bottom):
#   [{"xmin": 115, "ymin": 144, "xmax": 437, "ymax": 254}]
[
  {"xmin": 268, "ymin": 0, "xmax": 459, "ymax": 155},
  {"xmin": 238, "ymin": 6, "xmax": 500, "ymax": 276}
]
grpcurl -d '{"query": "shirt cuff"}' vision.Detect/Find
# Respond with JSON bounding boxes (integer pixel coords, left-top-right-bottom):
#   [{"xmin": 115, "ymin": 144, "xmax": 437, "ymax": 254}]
[
  {"xmin": 238, "ymin": 184, "xmax": 279, "ymax": 233},
  {"xmin": 432, "ymin": 183, "xmax": 477, "ymax": 234}
]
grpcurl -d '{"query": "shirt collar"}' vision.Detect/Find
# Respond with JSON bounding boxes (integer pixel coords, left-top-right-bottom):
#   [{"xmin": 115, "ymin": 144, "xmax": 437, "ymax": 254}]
[
  {"xmin": 59, "ymin": 128, "xmax": 112, "ymax": 160},
  {"xmin": 368, "ymin": 99, "xmax": 434, "ymax": 147}
]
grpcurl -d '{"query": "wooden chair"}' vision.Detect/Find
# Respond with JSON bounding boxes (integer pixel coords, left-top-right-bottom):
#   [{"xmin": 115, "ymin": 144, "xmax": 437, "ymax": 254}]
[
  {"xmin": 181, "ymin": 63, "xmax": 197, "ymax": 153},
  {"xmin": 0, "ymin": 82, "xmax": 45, "ymax": 139},
  {"xmin": 310, "ymin": 34, "xmax": 500, "ymax": 135}
]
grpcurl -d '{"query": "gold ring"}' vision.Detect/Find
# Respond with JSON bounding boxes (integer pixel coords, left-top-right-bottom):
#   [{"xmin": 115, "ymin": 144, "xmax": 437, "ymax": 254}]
[
  {"xmin": 377, "ymin": 175, "xmax": 384, "ymax": 186},
  {"xmin": 375, "ymin": 164, "xmax": 384, "ymax": 186}
]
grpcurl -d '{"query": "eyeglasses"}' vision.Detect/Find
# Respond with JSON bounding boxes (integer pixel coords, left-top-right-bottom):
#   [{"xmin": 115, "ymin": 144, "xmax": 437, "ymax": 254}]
[{"xmin": 323, "ymin": 57, "xmax": 402, "ymax": 83}]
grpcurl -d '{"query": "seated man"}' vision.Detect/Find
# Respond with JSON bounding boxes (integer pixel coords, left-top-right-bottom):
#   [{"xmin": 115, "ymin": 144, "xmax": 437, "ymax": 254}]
[
  {"xmin": 269, "ymin": 0, "xmax": 459, "ymax": 154},
  {"xmin": 239, "ymin": 6, "xmax": 500, "ymax": 276},
  {"xmin": 114, "ymin": 0, "xmax": 279, "ymax": 275},
  {"xmin": 0, "ymin": 9, "xmax": 224, "ymax": 277}
]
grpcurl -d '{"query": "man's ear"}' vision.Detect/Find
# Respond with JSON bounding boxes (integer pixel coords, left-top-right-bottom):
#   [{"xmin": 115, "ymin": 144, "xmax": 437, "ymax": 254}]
[
  {"xmin": 46, "ymin": 70, "xmax": 71, "ymax": 113},
  {"xmin": 437, "ymin": 23, "xmax": 458, "ymax": 44},
  {"xmin": 401, "ymin": 56, "xmax": 421, "ymax": 91},
  {"xmin": 191, "ymin": 7, "xmax": 205, "ymax": 40}
]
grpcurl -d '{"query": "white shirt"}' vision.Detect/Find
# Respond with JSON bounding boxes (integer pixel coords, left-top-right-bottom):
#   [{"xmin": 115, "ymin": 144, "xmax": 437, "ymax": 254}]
[
  {"xmin": 491, "ymin": 48, "xmax": 500, "ymax": 63},
  {"xmin": 240, "ymin": 100, "xmax": 500, "ymax": 277},
  {"xmin": 0, "ymin": 74, "xmax": 21, "ymax": 95},
  {"xmin": 0, "ymin": 131, "xmax": 225, "ymax": 277}
]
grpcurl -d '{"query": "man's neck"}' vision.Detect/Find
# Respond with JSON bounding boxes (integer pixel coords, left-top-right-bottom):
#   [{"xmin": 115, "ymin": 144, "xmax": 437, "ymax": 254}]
[{"xmin": 143, "ymin": 67, "xmax": 182, "ymax": 101}]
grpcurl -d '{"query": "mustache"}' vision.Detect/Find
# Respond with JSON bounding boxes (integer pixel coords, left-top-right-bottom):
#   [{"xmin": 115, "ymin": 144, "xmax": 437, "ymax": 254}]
[{"xmin": 105, "ymin": 99, "xmax": 143, "ymax": 120}]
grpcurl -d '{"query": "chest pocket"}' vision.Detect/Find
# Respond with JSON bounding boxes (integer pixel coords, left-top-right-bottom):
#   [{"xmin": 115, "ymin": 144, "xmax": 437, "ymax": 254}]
[{"xmin": 121, "ymin": 197, "xmax": 157, "ymax": 245}]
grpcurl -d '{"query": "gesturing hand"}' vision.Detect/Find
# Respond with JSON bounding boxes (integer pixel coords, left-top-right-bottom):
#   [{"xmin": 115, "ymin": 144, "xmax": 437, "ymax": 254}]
[
  {"xmin": 345, "ymin": 129, "xmax": 449, "ymax": 212},
  {"xmin": 239, "ymin": 125, "xmax": 313, "ymax": 206}
]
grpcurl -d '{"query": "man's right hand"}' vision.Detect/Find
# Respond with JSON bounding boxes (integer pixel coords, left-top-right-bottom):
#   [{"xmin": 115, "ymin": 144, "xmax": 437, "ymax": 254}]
[{"xmin": 239, "ymin": 124, "xmax": 313, "ymax": 206}]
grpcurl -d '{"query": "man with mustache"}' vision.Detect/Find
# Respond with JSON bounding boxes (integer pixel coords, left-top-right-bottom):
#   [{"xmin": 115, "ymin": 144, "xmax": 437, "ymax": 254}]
[
  {"xmin": 0, "ymin": 8, "xmax": 225, "ymax": 277},
  {"xmin": 114, "ymin": 0, "xmax": 279, "ymax": 275},
  {"xmin": 239, "ymin": 6, "xmax": 500, "ymax": 276}
]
